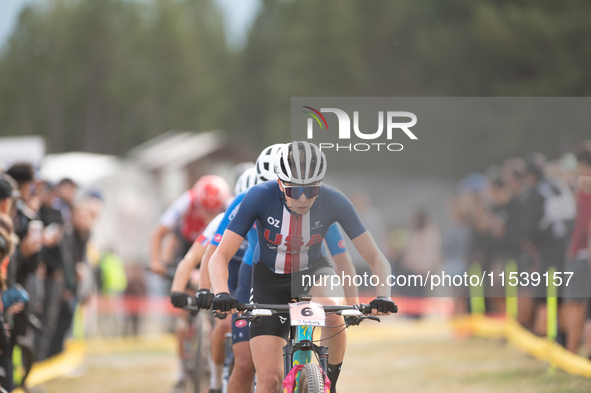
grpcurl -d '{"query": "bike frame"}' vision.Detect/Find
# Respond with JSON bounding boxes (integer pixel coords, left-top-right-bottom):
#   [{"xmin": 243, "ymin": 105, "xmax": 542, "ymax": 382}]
[{"xmin": 283, "ymin": 325, "xmax": 330, "ymax": 380}]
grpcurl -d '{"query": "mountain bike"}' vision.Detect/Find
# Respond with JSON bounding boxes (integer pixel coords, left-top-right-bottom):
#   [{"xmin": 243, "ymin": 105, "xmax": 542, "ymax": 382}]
[
  {"xmin": 235, "ymin": 295, "xmax": 396, "ymax": 393},
  {"xmin": 182, "ymin": 300, "xmax": 214, "ymax": 393},
  {"xmin": 221, "ymin": 332, "xmax": 233, "ymax": 393}
]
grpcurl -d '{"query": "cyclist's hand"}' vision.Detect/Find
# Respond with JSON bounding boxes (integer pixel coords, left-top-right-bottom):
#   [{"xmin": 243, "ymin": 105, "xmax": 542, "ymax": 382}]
[
  {"xmin": 212, "ymin": 292, "xmax": 238, "ymax": 313},
  {"xmin": 369, "ymin": 296, "xmax": 396, "ymax": 316},
  {"xmin": 150, "ymin": 260, "xmax": 167, "ymax": 276},
  {"xmin": 195, "ymin": 289, "xmax": 214, "ymax": 309},
  {"xmin": 170, "ymin": 292, "xmax": 191, "ymax": 308}
]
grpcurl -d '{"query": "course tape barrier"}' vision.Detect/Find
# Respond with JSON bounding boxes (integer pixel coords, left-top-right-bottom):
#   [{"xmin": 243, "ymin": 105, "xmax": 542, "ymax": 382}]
[{"xmin": 454, "ymin": 315, "xmax": 591, "ymax": 378}]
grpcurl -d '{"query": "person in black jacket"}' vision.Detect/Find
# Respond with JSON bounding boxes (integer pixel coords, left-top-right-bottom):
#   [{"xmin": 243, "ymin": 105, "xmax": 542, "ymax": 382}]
[
  {"xmin": 35, "ymin": 181, "xmax": 65, "ymax": 360},
  {"xmin": 47, "ymin": 200, "xmax": 93, "ymax": 357},
  {"xmin": 521, "ymin": 153, "xmax": 576, "ymax": 336}
]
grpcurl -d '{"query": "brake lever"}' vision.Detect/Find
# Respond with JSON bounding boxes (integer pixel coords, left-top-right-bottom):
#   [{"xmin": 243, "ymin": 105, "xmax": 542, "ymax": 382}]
[
  {"xmin": 344, "ymin": 315, "xmax": 381, "ymax": 327},
  {"xmin": 234, "ymin": 312, "xmax": 261, "ymax": 324},
  {"xmin": 213, "ymin": 311, "xmax": 228, "ymax": 320}
]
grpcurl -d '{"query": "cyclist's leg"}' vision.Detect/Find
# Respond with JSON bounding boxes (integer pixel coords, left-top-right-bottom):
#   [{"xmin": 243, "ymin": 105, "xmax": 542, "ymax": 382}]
[
  {"xmin": 210, "ymin": 316, "xmax": 231, "ymax": 390},
  {"xmin": 250, "ymin": 335, "xmax": 285, "ymax": 393},
  {"xmin": 228, "ymin": 341, "xmax": 255, "ymax": 393},
  {"xmin": 228, "ymin": 263, "xmax": 255, "ymax": 393},
  {"xmin": 249, "ymin": 262, "xmax": 292, "ymax": 393}
]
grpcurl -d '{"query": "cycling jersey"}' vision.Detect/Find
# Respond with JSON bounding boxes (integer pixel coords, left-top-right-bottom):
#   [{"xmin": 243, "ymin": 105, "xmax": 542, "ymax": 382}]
[
  {"xmin": 210, "ymin": 191, "xmax": 258, "ymax": 266},
  {"xmin": 159, "ymin": 189, "xmax": 210, "ymax": 242},
  {"xmin": 198, "ymin": 212, "xmax": 244, "ymax": 295},
  {"xmin": 227, "ymin": 181, "xmax": 366, "ymax": 274},
  {"xmin": 324, "ymin": 223, "xmax": 348, "ymax": 257},
  {"xmin": 213, "ymin": 189, "xmax": 348, "ymax": 266},
  {"xmin": 196, "ymin": 213, "xmax": 224, "ymax": 247}
]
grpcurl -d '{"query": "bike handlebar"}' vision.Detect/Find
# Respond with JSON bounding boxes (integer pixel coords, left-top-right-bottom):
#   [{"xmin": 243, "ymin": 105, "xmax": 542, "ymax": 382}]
[{"xmin": 236, "ymin": 302, "xmax": 375, "ymax": 314}]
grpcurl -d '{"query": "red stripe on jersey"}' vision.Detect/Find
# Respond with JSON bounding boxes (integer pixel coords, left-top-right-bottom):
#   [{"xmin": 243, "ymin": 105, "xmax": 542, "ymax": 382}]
[{"xmin": 285, "ymin": 214, "xmax": 303, "ymax": 273}]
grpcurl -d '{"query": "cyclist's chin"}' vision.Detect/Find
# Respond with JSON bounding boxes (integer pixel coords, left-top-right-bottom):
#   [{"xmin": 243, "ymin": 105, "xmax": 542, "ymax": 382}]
[{"xmin": 292, "ymin": 204, "xmax": 313, "ymax": 214}]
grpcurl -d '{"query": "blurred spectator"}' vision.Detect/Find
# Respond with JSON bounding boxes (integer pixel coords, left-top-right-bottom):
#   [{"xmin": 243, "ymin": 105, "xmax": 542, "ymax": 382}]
[
  {"xmin": 484, "ymin": 178, "xmax": 511, "ymax": 311},
  {"xmin": 47, "ymin": 200, "xmax": 95, "ymax": 357},
  {"xmin": 5, "ymin": 163, "xmax": 40, "ymax": 382},
  {"xmin": 521, "ymin": 153, "xmax": 575, "ymax": 336},
  {"xmin": 123, "ymin": 264, "xmax": 147, "ymax": 336},
  {"xmin": 442, "ymin": 197, "xmax": 472, "ymax": 313},
  {"xmin": 563, "ymin": 141, "xmax": 591, "ymax": 354},
  {"xmin": 500, "ymin": 159, "xmax": 536, "ymax": 326},
  {"xmin": 0, "ymin": 213, "xmax": 15, "ymax": 390},
  {"xmin": 34, "ymin": 181, "xmax": 65, "ymax": 360},
  {"xmin": 52, "ymin": 178, "xmax": 78, "ymax": 228},
  {"xmin": 0, "ymin": 174, "xmax": 18, "ymax": 217},
  {"xmin": 399, "ymin": 208, "xmax": 441, "ymax": 297},
  {"xmin": 468, "ymin": 197, "xmax": 495, "ymax": 271},
  {"xmin": 0, "ymin": 174, "xmax": 22, "ymax": 391}
]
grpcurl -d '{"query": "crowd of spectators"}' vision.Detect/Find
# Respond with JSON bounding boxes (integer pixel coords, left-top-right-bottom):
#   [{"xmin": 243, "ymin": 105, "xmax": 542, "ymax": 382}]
[
  {"xmin": 0, "ymin": 162, "xmax": 103, "ymax": 391},
  {"xmin": 390, "ymin": 140, "xmax": 591, "ymax": 358}
]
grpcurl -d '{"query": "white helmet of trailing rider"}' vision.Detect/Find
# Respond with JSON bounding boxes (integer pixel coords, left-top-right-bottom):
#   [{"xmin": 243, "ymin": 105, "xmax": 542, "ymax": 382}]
[
  {"xmin": 256, "ymin": 143, "xmax": 286, "ymax": 182},
  {"xmin": 234, "ymin": 166, "xmax": 259, "ymax": 195}
]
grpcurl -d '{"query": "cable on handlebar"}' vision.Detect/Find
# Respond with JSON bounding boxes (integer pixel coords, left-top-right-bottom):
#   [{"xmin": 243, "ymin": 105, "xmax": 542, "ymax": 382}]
[{"xmin": 311, "ymin": 326, "xmax": 348, "ymax": 343}]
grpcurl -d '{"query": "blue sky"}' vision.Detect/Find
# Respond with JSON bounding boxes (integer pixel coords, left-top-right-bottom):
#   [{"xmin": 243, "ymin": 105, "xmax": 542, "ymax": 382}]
[{"xmin": 0, "ymin": 0, "xmax": 261, "ymax": 50}]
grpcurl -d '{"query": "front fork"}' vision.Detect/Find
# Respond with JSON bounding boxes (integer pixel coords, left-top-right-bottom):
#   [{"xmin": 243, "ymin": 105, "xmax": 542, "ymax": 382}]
[{"xmin": 282, "ymin": 339, "xmax": 330, "ymax": 379}]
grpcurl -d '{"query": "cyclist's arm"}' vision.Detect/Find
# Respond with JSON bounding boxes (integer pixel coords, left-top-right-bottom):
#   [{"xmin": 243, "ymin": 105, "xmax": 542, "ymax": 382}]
[
  {"xmin": 150, "ymin": 224, "xmax": 170, "ymax": 274},
  {"xmin": 331, "ymin": 250, "xmax": 359, "ymax": 305},
  {"xmin": 325, "ymin": 223, "xmax": 358, "ymax": 305},
  {"xmin": 351, "ymin": 231, "xmax": 392, "ymax": 298},
  {"xmin": 198, "ymin": 244, "xmax": 217, "ymax": 291},
  {"xmin": 151, "ymin": 192, "xmax": 191, "ymax": 274},
  {"xmin": 171, "ymin": 241, "xmax": 206, "ymax": 292},
  {"xmin": 209, "ymin": 230, "xmax": 245, "ymax": 294},
  {"xmin": 211, "ymin": 186, "xmax": 262, "ymax": 294}
]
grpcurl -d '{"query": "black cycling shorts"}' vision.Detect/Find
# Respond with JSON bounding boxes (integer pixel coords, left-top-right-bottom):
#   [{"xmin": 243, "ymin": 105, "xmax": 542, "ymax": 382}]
[{"xmin": 249, "ymin": 259, "xmax": 333, "ymax": 340}]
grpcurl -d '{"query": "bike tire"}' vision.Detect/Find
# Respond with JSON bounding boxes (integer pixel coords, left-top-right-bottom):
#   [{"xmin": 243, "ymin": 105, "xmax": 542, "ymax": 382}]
[
  {"xmin": 297, "ymin": 363, "xmax": 326, "ymax": 393},
  {"xmin": 191, "ymin": 311, "xmax": 213, "ymax": 393}
]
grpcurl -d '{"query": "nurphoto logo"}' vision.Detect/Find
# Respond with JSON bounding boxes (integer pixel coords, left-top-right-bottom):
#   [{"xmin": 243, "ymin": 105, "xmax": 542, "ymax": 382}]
[{"xmin": 303, "ymin": 106, "xmax": 418, "ymax": 152}]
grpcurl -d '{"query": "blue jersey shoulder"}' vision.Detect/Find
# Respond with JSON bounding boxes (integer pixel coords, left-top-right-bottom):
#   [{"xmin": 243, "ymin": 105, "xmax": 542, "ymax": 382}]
[{"xmin": 210, "ymin": 192, "xmax": 247, "ymax": 247}]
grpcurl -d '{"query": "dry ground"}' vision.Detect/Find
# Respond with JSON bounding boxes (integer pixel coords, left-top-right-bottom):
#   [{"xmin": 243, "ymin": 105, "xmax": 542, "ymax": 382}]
[{"xmin": 38, "ymin": 320, "xmax": 591, "ymax": 393}]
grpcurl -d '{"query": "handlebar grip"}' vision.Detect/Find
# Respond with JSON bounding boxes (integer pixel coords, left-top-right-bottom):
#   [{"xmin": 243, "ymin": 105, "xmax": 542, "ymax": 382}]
[{"xmin": 187, "ymin": 296, "xmax": 195, "ymax": 307}]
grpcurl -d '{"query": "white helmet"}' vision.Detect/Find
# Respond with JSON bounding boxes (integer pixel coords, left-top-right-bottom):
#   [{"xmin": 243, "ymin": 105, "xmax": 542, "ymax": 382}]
[
  {"xmin": 256, "ymin": 143, "xmax": 285, "ymax": 182},
  {"xmin": 275, "ymin": 141, "xmax": 327, "ymax": 185},
  {"xmin": 234, "ymin": 166, "xmax": 259, "ymax": 195}
]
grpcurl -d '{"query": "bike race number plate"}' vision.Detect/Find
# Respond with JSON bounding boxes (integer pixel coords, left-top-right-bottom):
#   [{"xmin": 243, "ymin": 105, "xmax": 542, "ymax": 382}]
[{"xmin": 289, "ymin": 301, "xmax": 326, "ymax": 327}]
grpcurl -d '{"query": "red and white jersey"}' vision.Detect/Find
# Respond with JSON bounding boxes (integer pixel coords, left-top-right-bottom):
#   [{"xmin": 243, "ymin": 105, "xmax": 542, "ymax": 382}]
[{"xmin": 159, "ymin": 190, "xmax": 210, "ymax": 242}]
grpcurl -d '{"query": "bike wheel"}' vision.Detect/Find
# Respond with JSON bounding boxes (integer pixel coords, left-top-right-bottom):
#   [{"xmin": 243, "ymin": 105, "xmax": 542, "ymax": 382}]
[
  {"xmin": 222, "ymin": 333, "xmax": 234, "ymax": 393},
  {"xmin": 191, "ymin": 311, "xmax": 213, "ymax": 393},
  {"xmin": 297, "ymin": 363, "xmax": 326, "ymax": 393}
]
